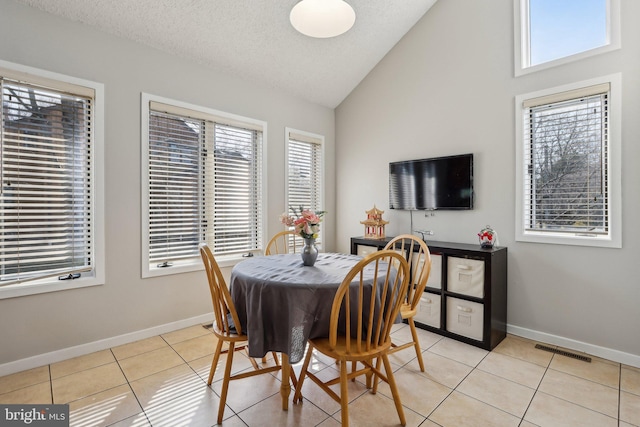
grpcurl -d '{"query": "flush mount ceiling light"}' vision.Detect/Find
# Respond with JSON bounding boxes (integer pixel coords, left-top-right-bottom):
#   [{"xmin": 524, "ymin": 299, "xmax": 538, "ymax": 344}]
[{"xmin": 290, "ymin": 0, "xmax": 356, "ymax": 38}]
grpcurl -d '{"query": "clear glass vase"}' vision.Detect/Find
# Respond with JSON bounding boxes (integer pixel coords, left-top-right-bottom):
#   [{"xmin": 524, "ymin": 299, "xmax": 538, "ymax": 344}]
[
  {"xmin": 478, "ymin": 225, "xmax": 497, "ymax": 248},
  {"xmin": 301, "ymin": 238, "xmax": 319, "ymax": 266}
]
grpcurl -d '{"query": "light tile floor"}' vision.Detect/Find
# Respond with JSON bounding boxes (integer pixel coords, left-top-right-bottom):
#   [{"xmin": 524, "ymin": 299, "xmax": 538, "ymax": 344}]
[{"xmin": 1, "ymin": 323, "xmax": 639, "ymax": 427}]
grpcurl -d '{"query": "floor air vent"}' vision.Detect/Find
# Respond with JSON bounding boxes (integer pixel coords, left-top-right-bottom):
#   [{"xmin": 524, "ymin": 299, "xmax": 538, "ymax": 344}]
[{"xmin": 535, "ymin": 344, "xmax": 592, "ymax": 362}]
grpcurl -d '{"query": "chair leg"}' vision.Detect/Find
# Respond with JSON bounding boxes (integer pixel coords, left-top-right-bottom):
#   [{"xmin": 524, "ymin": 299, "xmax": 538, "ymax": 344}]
[
  {"xmin": 339, "ymin": 358, "xmax": 350, "ymax": 427},
  {"xmin": 372, "ymin": 357, "xmax": 382, "ymax": 394},
  {"xmin": 293, "ymin": 345, "xmax": 313, "ymax": 403},
  {"xmin": 364, "ymin": 358, "xmax": 375, "ymax": 389},
  {"xmin": 217, "ymin": 342, "xmax": 236, "ymax": 425},
  {"xmin": 409, "ymin": 318, "xmax": 425, "ymax": 372},
  {"xmin": 208, "ymin": 339, "xmax": 224, "ymax": 385},
  {"xmin": 259, "ymin": 352, "xmax": 281, "ymax": 365},
  {"xmin": 382, "ymin": 354, "xmax": 406, "ymax": 426},
  {"xmin": 248, "ymin": 354, "xmax": 260, "ymax": 370},
  {"xmin": 289, "ymin": 366, "xmax": 298, "ymax": 389}
]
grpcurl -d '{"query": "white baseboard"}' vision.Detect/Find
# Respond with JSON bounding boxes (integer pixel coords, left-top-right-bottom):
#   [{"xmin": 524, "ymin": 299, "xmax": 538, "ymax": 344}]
[
  {"xmin": 3, "ymin": 318, "xmax": 638, "ymax": 377},
  {"xmin": 0, "ymin": 314, "xmax": 213, "ymax": 377},
  {"xmin": 508, "ymin": 324, "xmax": 640, "ymax": 368}
]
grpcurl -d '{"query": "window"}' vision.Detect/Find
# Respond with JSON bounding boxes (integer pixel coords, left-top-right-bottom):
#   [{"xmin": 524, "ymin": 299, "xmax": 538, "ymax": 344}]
[
  {"xmin": 515, "ymin": 0, "xmax": 620, "ymax": 75},
  {"xmin": 285, "ymin": 128, "xmax": 324, "ymax": 246},
  {"xmin": 142, "ymin": 94, "xmax": 265, "ymax": 277},
  {"xmin": 515, "ymin": 74, "xmax": 621, "ymax": 247},
  {"xmin": 0, "ymin": 61, "xmax": 104, "ymax": 298}
]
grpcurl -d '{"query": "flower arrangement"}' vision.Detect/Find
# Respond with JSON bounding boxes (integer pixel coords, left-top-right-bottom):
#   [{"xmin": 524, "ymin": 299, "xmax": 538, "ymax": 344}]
[{"xmin": 279, "ymin": 206, "xmax": 326, "ymax": 239}]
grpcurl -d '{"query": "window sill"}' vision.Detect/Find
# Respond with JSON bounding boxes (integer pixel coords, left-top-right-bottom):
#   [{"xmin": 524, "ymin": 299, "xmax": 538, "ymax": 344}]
[
  {"xmin": 143, "ymin": 253, "xmax": 253, "ymax": 278},
  {"xmin": 0, "ymin": 277, "xmax": 104, "ymax": 300},
  {"xmin": 516, "ymin": 231, "xmax": 621, "ymax": 249},
  {"xmin": 515, "ymin": 43, "xmax": 622, "ymax": 78}
]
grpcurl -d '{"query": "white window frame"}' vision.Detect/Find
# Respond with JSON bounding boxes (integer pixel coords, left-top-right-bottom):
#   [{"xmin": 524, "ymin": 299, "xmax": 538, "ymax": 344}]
[
  {"xmin": 514, "ymin": 0, "xmax": 621, "ymax": 77},
  {"xmin": 142, "ymin": 93, "xmax": 267, "ymax": 278},
  {"xmin": 285, "ymin": 128, "xmax": 325, "ymax": 247},
  {"xmin": 515, "ymin": 74, "xmax": 621, "ymax": 248},
  {"xmin": 0, "ymin": 60, "xmax": 105, "ymax": 299}
]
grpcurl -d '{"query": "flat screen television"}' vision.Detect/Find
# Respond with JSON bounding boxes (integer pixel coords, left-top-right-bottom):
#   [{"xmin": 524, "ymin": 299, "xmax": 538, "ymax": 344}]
[{"xmin": 389, "ymin": 153, "xmax": 474, "ymax": 210}]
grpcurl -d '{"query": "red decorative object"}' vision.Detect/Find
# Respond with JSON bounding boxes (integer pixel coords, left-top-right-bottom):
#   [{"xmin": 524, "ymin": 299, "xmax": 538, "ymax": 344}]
[
  {"xmin": 360, "ymin": 206, "xmax": 389, "ymax": 239},
  {"xmin": 478, "ymin": 225, "xmax": 497, "ymax": 248}
]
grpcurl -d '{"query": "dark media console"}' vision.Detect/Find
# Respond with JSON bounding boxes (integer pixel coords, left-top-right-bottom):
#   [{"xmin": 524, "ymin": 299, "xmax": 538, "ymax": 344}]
[{"xmin": 351, "ymin": 236, "xmax": 507, "ymax": 351}]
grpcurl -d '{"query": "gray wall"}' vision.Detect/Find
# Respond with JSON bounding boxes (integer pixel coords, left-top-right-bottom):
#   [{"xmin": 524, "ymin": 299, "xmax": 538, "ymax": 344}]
[
  {"xmin": 336, "ymin": 0, "xmax": 640, "ymax": 364},
  {"xmin": 0, "ymin": 0, "xmax": 336, "ymax": 368}
]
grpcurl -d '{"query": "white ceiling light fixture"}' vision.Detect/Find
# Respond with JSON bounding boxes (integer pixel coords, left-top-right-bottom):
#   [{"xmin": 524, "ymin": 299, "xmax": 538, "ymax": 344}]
[{"xmin": 290, "ymin": 0, "xmax": 356, "ymax": 38}]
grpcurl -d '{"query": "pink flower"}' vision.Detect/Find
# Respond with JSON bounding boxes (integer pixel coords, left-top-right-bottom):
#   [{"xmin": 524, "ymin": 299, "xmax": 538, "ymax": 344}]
[
  {"xmin": 279, "ymin": 207, "xmax": 326, "ymax": 239},
  {"xmin": 279, "ymin": 213, "xmax": 295, "ymax": 227},
  {"xmin": 300, "ymin": 210, "xmax": 320, "ymax": 223}
]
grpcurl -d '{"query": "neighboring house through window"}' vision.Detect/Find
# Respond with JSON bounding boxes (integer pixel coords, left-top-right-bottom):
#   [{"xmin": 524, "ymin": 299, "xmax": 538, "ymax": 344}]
[
  {"xmin": 142, "ymin": 94, "xmax": 265, "ymax": 277},
  {"xmin": 0, "ymin": 61, "xmax": 105, "ymax": 298},
  {"xmin": 285, "ymin": 128, "xmax": 324, "ymax": 247},
  {"xmin": 515, "ymin": 74, "xmax": 621, "ymax": 248}
]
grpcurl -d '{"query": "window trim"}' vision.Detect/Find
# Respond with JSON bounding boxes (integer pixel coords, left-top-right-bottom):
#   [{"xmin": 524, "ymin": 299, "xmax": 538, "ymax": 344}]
[
  {"xmin": 284, "ymin": 127, "xmax": 326, "ymax": 247},
  {"xmin": 514, "ymin": 0, "xmax": 621, "ymax": 77},
  {"xmin": 141, "ymin": 93, "xmax": 267, "ymax": 278},
  {"xmin": 0, "ymin": 60, "xmax": 105, "ymax": 299},
  {"xmin": 515, "ymin": 73, "xmax": 622, "ymax": 248}
]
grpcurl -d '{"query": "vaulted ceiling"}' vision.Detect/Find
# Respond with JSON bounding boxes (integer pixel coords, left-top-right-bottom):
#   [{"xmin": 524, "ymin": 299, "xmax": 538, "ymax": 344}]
[{"xmin": 15, "ymin": 0, "xmax": 437, "ymax": 108}]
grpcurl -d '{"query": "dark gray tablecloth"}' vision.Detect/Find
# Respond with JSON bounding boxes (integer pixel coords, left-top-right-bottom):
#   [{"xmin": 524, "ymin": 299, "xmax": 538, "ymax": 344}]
[{"xmin": 230, "ymin": 252, "xmax": 394, "ymax": 363}]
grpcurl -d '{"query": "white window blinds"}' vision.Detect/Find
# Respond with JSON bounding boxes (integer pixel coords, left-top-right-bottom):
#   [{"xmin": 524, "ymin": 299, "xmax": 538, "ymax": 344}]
[
  {"xmin": 148, "ymin": 111, "xmax": 204, "ymax": 264},
  {"xmin": 522, "ymin": 84, "xmax": 609, "ymax": 235},
  {"xmin": 1, "ymin": 79, "xmax": 94, "ymax": 286},
  {"xmin": 209, "ymin": 124, "xmax": 263, "ymax": 255},
  {"xmin": 287, "ymin": 132, "xmax": 323, "ymax": 214},
  {"xmin": 286, "ymin": 130, "xmax": 324, "ymax": 248},
  {"xmin": 146, "ymin": 101, "xmax": 263, "ymax": 270}
]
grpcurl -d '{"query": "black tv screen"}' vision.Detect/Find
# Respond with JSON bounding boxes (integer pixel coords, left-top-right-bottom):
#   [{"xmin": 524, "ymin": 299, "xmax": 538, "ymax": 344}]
[{"xmin": 389, "ymin": 154, "xmax": 474, "ymax": 210}]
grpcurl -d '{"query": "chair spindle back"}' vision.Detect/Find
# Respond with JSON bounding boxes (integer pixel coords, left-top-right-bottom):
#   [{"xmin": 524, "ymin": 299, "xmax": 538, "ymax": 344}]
[
  {"xmin": 199, "ymin": 243, "xmax": 242, "ymax": 336},
  {"xmin": 384, "ymin": 234, "xmax": 432, "ymax": 312},
  {"xmin": 329, "ymin": 250, "xmax": 410, "ymax": 356}
]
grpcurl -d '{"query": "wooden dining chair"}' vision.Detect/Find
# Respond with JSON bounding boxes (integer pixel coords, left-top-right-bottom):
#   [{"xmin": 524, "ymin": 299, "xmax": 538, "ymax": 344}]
[
  {"xmin": 199, "ymin": 243, "xmax": 283, "ymax": 424},
  {"xmin": 383, "ymin": 234, "xmax": 432, "ymax": 372},
  {"xmin": 264, "ymin": 230, "xmax": 302, "ymax": 255},
  {"xmin": 293, "ymin": 250, "xmax": 411, "ymax": 427}
]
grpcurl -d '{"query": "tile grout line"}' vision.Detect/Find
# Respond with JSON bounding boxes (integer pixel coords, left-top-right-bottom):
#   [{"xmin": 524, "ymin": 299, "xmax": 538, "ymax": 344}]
[
  {"xmin": 165, "ymin": 331, "xmax": 274, "ymax": 425},
  {"xmin": 107, "ymin": 347, "xmax": 152, "ymax": 427},
  {"xmin": 449, "ymin": 349, "xmax": 534, "ymax": 423},
  {"xmin": 516, "ymin": 351, "xmax": 552, "ymax": 426},
  {"xmin": 3, "ymin": 328, "xmax": 635, "ymax": 426},
  {"xmin": 537, "ymin": 352, "xmax": 620, "ymax": 422},
  {"xmin": 48, "ymin": 364, "xmax": 53, "ymax": 405},
  {"xmin": 418, "ymin": 342, "xmax": 491, "ymax": 424},
  {"xmin": 618, "ymin": 363, "xmax": 622, "ymax": 426}
]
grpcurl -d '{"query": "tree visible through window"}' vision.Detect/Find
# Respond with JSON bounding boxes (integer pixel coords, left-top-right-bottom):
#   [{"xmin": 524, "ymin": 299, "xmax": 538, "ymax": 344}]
[
  {"xmin": 1, "ymin": 78, "xmax": 94, "ymax": 286},
  {"xmin": 521, "ymin": 83, "xmax": 610, "ymax": 237}
]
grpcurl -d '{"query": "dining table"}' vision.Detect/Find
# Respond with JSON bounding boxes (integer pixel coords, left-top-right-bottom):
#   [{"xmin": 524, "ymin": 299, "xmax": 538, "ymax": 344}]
[{"xmin": 229, "ymin": 251, "xmax": 397, "ymax": 410}]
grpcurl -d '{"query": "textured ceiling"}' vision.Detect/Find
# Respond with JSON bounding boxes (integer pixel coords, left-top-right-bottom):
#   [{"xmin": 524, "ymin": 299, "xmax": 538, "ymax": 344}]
[{"xmin": 15, "ymin": 0, "xmax": 437, "ymax": 108}]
